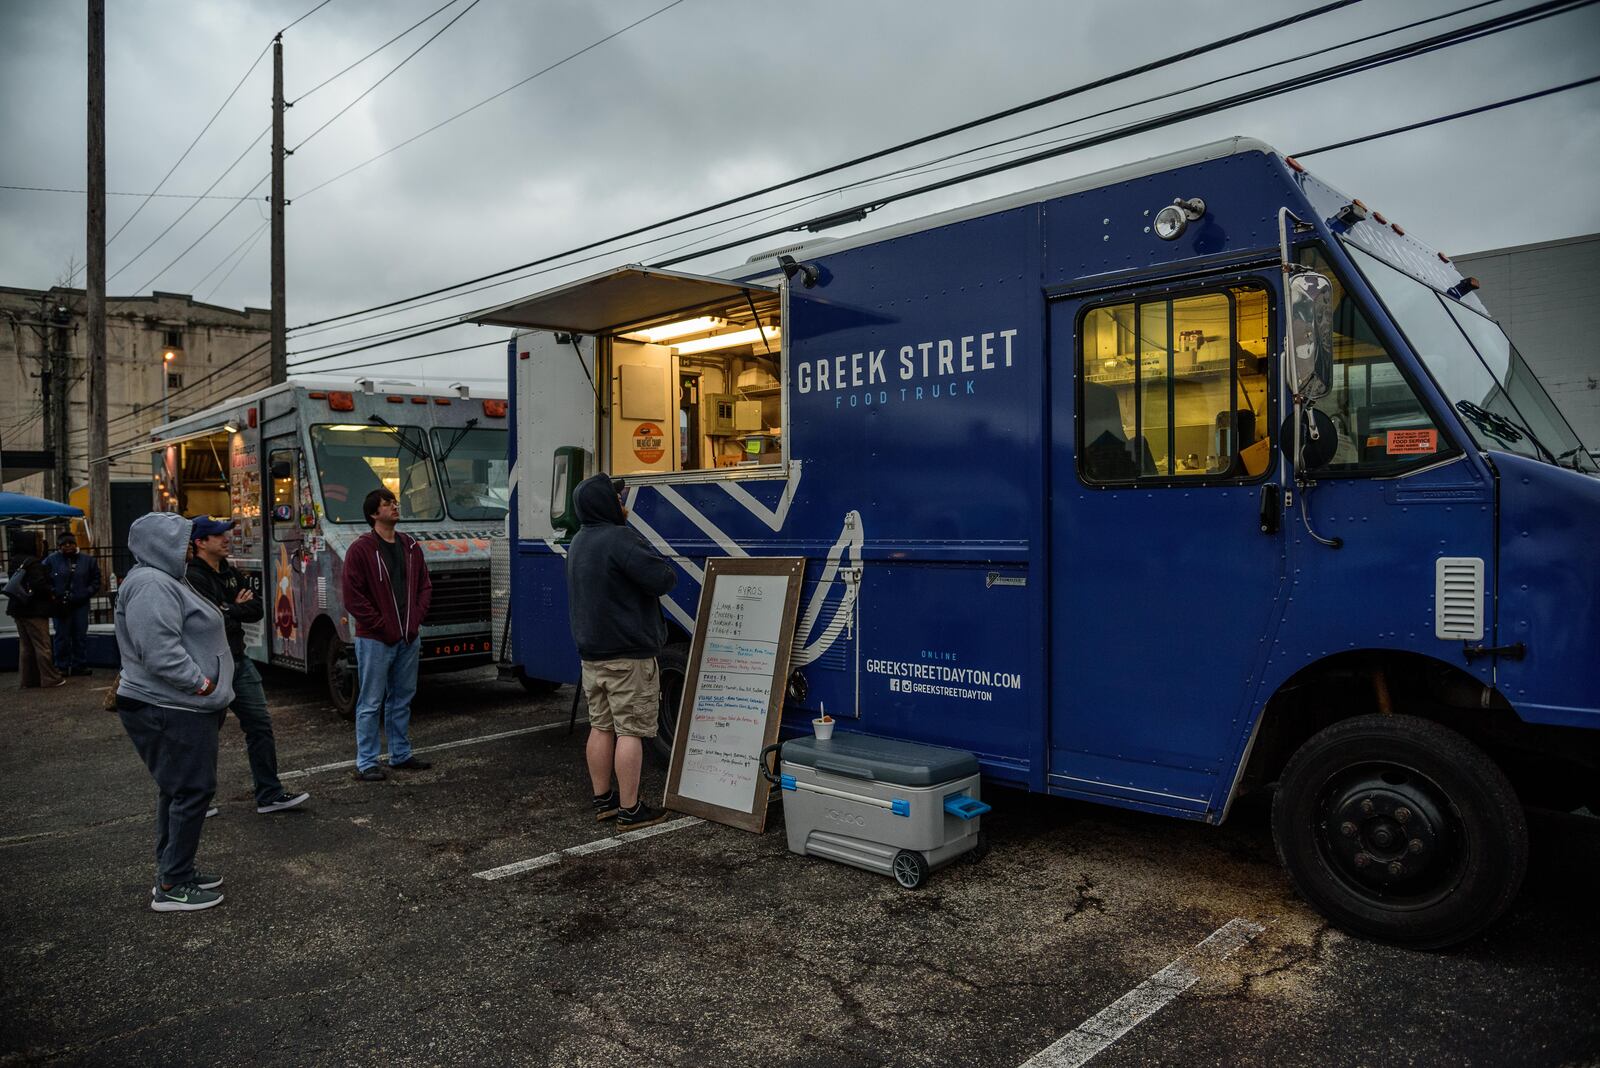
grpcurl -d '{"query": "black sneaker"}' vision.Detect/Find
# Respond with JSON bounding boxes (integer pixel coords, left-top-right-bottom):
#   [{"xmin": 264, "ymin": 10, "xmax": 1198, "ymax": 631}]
[
  {"xmin": 256, "ymin": 790, "xmax": 310, "ymax": 814},
  {"xmin": 354, "ymin": 766, "xmax": 386, "ymax": 782},
  {"xmin": 150, "ymin": 882, "xmax": 224, "ymax": 912},
  {"xmin": 592, "ymin": 789, "xmax": 620, "ymax": 821},
  {"xmin": 389, "ymin": 756, "xmax": 432, "ymax": 771},
  {"xmin": 616, "ymin": 802, "xmax": 670, "ymax": 830}
]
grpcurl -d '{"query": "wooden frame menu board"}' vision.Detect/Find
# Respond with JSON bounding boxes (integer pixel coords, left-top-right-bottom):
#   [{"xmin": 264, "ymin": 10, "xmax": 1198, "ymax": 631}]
[{"xmin": 663, "ymin": 556, "xmax": 805, "ymax": 832}]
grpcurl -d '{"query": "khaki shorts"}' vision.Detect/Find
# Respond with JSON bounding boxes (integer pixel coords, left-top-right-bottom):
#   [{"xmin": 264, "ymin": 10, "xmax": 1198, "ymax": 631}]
[{"xmin": 581, "ymin": 657, "xmax": 660, "ymax": 738}]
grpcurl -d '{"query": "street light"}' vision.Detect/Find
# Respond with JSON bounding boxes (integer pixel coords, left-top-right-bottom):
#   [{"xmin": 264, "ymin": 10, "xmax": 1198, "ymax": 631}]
[{"xmin": 161, "ymin": 348, "xmax": 177, "ymax": 422}]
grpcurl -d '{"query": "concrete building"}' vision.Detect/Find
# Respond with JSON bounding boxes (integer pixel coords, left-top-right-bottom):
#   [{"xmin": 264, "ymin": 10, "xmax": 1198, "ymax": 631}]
[
  {"xmin": 0, "ymin": 287, "xmax": 271, "ymax": 496},
  {"xmin": 1454, "ymin": 233, "xmax": 1600, "ymax": 450}
]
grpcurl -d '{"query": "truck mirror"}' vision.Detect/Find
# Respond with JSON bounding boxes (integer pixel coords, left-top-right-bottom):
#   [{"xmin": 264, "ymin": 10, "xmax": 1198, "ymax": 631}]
[
  {"xmin": 1286, "ymin": 271, "xmax": 1334, "ymax": 402},
  {"xmin": 1281, "ymin": 408, "xmax": 1339, "ymax": 470},
  {"xmin": 549, "ymin": 445, "xmax": 586, "ymax": 539}
]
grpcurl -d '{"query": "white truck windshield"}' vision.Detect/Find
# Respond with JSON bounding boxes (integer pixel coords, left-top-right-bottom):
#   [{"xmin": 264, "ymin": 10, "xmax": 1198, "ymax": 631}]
[
  {"xmin": 1345, "ymin": 244, "xmax": 1596, "ymax": 474},
  {"xmin": 430, "ymin": 427, "xmax": 509, "ymax": 520},
  {"xmin": 309, "ymin": 424, "xmax": 445, "ymax": 523}
]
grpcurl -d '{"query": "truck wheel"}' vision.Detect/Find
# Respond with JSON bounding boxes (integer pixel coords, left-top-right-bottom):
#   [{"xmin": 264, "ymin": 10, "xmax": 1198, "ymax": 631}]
[
  {"xmin": 515, "ymin": 668, "xmax": 561, "ymax": 696},
  {"xmin": 647, "ymin": 644, "xmax": 689, "ymax": 766},
  {"xmin": 892, "ymin": 850, "xmax": 930, "ymax": 889},
  {"xmin": 323, "ymin": 634, "xmax": 358, "ymax": 720},
  {"xmin": 1271, "ymin": 714, "xmax": 1526, "ymax": 949}
]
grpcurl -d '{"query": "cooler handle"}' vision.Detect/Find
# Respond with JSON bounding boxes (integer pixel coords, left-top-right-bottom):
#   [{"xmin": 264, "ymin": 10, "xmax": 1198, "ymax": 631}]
[
  {"xmin": 811, "ymin": 757, "xmax": 874, "ymax": 781},
  {"xmin": 758, "ymin": 742, "xmax": 784, "ymax": 786},
  {"xmin": 943, "ymin": 794, "xmax": 991, "ymax": 820}
]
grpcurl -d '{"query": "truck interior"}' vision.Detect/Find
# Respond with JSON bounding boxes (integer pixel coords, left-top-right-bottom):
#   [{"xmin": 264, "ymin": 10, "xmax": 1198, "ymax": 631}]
[
  {"xmin": 153, "ymin": 430, "xmax": 232, "ymax": 518},
  {"xmin": 469, "ymin": 266, "xmax": 785, "ymax": 480}
]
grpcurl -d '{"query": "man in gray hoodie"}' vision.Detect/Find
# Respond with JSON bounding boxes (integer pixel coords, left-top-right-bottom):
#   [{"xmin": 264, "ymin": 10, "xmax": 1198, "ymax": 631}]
[{"xmin": 115, "ymin": 512, "xmax": 236, "ymax": 912}]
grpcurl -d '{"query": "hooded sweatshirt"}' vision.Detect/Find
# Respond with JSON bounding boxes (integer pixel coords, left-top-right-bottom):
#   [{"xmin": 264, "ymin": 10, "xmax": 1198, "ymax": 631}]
[
  {"xmin": 565, "ymin": 473, "xmax": 677, "ymax": 661},
  {"xmin": 115, "ymin": 512, "xmax": 235, "ymax": 712},
  {"xmin": 341, "ymin": 529, "xmax": 432, "ymax": 645}
]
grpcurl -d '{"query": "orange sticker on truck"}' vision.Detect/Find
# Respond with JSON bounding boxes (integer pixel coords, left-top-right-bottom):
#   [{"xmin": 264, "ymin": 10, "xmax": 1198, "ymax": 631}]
[
  {"xmin": 1387, "ymin": 429, "xmax": 1439, "ymax": 455},
  {"xmin": 633, "ymin": 422, "xmax": 665, "ymax": 464}
]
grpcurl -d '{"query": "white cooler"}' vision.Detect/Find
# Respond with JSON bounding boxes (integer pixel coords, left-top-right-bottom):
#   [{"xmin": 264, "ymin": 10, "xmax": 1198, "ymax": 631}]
[{"xmin": 771, "ymin": 733, "xmax": 991, "ymax": 888}]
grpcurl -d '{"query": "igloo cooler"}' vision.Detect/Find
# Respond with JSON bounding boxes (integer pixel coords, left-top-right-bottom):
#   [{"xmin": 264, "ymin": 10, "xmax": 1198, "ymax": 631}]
[{"xmin": 768, "ymin": 733, "xmax": 990, "ymax": 888}]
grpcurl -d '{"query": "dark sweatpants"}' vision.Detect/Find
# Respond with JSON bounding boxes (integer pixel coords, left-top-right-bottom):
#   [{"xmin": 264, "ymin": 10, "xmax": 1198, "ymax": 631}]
[{"xmin": 117, "ymin": 697, "xmax": 221, "ymax": 888}]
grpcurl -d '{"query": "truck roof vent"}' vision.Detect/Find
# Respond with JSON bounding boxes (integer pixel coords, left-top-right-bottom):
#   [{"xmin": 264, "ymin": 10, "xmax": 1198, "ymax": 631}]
[{"xmin": 1435, "ymin": 557, "xmax": 1484, "ymax": 641}]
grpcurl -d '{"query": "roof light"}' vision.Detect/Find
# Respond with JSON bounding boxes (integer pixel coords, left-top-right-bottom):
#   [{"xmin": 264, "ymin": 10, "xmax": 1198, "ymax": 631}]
[
  {"xmin": 410, "ymin": 396, "xmax": 427, "ymax": 404},
  {"xmin": 1438, "ymin": 252, "xmax": 1451, "ymax": 263},
  {"xmin": 307, "ymin": 391, "xmax": 328, "ymax": 400},
  {"xmin": 482, "ymin": 399, "xmax": 508, "ymax": 418},
  {"xmin": 673, "ymin": 325, "xmax": 781, "ymax": 356},
  {"xmin": 1391, "ymin": 223, "xmax": 1406, "ymax": 236},
  {"xmin": 328, "ymin": 391, "xmax": 355, "ymax": 412},
  {"xmin": 434, "ymin": 397, "xmax": 451, "ymax": 405},
  {"xmin": 1285, "ymin": 156, "xmax": 1305, "ymax": 172},
  {"xmin": 386, "ymin": 395, "xmax": 405, "ymax": 403},
  {"xmin": 1372, "ymin": 211, "xmax": 1388, "ymax": 225}
]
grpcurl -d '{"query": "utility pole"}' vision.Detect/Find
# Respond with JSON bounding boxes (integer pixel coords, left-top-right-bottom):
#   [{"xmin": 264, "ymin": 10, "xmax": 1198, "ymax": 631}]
[
  {"xmin": 86, "ymin": 0, "xmax": 111, "ymax": 544},
  {"xmin": 51, "ymin": 304, "xmax": 71, "ymax": 501},
  {"xmin": 270, "ymin": 33, "xmax": 287, "ymax": 384}
]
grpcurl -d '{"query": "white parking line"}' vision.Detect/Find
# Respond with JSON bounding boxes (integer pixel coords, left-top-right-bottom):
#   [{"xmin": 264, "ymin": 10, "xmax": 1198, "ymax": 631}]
[
  {"xmin": 280, "ymin": 719, "xmax": 584, "ymax": 780},
  {"xmin": 472, "ymin": 816, "xmax": 704, "ymax": 881},
  {"xmin": 1019, "ymin": 918, "xmax": 1264, "ymax": 1068}
]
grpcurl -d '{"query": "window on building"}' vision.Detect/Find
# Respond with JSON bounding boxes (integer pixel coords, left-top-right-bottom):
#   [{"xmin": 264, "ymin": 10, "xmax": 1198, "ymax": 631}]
[
  {"xmin": 1079, "ymin": 283, "xmax": 1272, "ymax": 483},
  {"xmin": 167, "ymin": 372, "xmax": 183, "ymax": 389},
  {"xmin": 164, "ymin": 328, "xmax": 183, "ymax": 350}
]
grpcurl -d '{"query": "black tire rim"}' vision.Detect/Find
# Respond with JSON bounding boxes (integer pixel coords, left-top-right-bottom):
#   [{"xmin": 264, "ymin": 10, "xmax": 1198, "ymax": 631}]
[
  {"xmin": 1314, "ymin": 760, "xmax": 1468, "ymax": 910},
  {"xmin": 326, "ymin": 640, "xmax": 357, "ymax": 712}
]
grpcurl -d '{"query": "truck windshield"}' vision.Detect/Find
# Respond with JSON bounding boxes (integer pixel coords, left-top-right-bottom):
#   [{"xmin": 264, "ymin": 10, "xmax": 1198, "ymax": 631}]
[
  {"xmin": 1344, "ymin": 244, "xmax": 1596, "ymax": 473},
  {"xmin": 430, "ymin": 427, "xmax": 509, "ymax": 520},
  {"xmin": 309, "ymin": 424, "xmax": 445, "ymax": 523}
]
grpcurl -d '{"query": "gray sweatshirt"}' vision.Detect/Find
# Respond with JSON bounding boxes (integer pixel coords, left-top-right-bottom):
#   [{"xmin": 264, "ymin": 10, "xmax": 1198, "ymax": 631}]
[{"xmin": 115, "ymin": 512, "xmax": 235, "ymax": 712}]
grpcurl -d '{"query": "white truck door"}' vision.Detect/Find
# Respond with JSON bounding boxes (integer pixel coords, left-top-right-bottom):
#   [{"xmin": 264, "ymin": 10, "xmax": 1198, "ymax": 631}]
[{"xmin": 514, "ymin": 329, "xmax": 598, "ymax": 545}]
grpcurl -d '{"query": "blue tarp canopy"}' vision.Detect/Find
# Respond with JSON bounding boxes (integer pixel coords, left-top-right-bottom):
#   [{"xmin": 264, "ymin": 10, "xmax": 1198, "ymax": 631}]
[{"xmin": 0, "ymin": 491, "xmax": 84, "ymax": 524}]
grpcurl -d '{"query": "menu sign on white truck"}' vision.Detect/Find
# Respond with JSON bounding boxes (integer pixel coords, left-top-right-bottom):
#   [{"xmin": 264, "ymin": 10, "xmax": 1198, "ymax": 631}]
[{"xmin": 664, "ymin": 557, "xmax": 804, "ymax": 833}]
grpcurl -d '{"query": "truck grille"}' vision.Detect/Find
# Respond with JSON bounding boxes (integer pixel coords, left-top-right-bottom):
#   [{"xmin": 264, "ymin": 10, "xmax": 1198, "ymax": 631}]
[{"xmin": 425, "ymin": 568, "xmax": 490, "ymax": 627}]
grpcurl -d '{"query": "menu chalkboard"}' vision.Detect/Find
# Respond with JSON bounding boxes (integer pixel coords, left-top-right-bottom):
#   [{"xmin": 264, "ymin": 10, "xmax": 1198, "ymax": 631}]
[{"xmin": 664, "ymin": 557, "xmax": 804, "ymax": 832}]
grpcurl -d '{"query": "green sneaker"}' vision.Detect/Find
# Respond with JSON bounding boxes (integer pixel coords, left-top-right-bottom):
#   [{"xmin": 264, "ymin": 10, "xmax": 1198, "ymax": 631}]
[{"xmin": 151, "ymin": 882, "xmax": 224, "ymax": 912}]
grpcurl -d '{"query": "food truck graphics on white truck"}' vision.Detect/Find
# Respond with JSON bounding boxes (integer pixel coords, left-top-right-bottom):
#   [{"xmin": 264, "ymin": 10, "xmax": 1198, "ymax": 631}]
[
  {"xmin": 149, "ymin": 378, "xmax": 510, "ymax": 713},
  {"xmin": 483, "ymin": 138, "xmax": 1599, "ymax": 948}
]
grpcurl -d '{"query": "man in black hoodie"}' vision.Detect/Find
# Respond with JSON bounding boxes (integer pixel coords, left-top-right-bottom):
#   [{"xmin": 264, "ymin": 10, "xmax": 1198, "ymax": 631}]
[
  {"xmin": 566, "ymin": 473, "xmax": 677, "ymax": 828},
  {"xmin": 187, "ymin": 516, "xmax": 310, "ymax": 815}
]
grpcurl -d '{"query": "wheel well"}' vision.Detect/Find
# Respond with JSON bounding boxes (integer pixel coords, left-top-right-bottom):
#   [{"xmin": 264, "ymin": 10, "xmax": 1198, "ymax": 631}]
[
  {"xmin": 1238, "ymin": 649, "xmax": 1600, "ymax": 811},
  {"xmin": 307, "ymin": 615, "xmax": 338, "ymax": 668}
]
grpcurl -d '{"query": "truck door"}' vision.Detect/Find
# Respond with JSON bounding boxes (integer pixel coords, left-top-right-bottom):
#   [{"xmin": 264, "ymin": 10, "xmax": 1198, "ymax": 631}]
[
  {"xmin": 264, "ymin": 440, "xmax": 310, "ymax": 669},
  {"xmin": 1047, "ymin": 275, "xmax": 1287, "ymax": 816}
]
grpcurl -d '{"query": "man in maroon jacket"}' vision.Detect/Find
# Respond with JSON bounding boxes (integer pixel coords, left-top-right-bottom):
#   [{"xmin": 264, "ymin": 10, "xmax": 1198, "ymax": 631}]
[{"xmin": 340, "ymin": 488, "xmax": 434, "ymax": 780}]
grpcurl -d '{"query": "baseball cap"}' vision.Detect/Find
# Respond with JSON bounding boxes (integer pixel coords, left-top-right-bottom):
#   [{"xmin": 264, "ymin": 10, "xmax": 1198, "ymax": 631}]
[{"xmin": 190, "ymin": 515, "xmax": 239, "ymax": 541}]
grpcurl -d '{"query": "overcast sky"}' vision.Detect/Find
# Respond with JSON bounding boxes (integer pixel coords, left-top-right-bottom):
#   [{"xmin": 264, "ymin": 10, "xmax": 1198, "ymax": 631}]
[{"xmin": 2, "ymin": 0, "xmax": 1597, "ymax": 392}]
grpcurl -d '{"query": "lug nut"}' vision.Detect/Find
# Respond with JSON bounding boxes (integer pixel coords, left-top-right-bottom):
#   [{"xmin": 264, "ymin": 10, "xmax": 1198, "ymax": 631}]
[
  {"xmin": 1388, "ymin": 861, "xmax": 1404, "ymax": 876},
  {"xmin": 1340, "ymin": 821, "xmax": 1358, "ymax": 837},
  {"xmin": 1394, "ymin": 806, "xmax": 1411, "ymax": 823},
  {"xmin": 1408, "ymin": 838, "xmax": 1424, "ymax": 854},
  {"xmin": 1360, "ymin": 799, "xmax": 1375, "ymax": 815},
  {"xmin": 1354, "ymin": 852, "xmax": 1371, "ymax": 868}
]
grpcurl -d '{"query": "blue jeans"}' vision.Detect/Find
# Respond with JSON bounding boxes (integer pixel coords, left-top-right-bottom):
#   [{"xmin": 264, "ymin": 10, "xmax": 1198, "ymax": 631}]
[
  {"xmin": 222, "ymin": 657, "xmax": 285, "ymax": 805},
  {"xmin": 354, "ymin": 636, "xmax": 420, "ymax": 771},
  {"xmin": 52, "ymin": 604, "xmax": 90, "ymax": 672}
]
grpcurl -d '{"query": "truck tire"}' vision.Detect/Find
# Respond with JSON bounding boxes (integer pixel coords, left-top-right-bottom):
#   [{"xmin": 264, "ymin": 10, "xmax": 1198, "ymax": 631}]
[
  {"xmin": 515, "ymin": 668, "xmax": 561, "ymax": 696},
  {"xmin": 647, "ymin": 644, "xmax": 690, "ymax": 766},
  {"xmin": 322, "ymin": 633, "xmax": 358, "ymax": 720},
  {"xmin": 1271, "ymin": 714, "xmax": 1527, "ymax": 949}
]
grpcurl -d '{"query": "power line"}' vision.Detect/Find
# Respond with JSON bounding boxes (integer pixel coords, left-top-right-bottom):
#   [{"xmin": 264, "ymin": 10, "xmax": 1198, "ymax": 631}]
[
  {"xmin": 123, "ymin": 174, "xmax": 270, "ymax": 298},
  {"xmin": 0, "ymin": 185, "xmax": 258, "ymax": 201},
  {"xmin": 652, "ymin": 0, "xmax": 1597, "ymax": 271},
  {"xmin": 103, "ymin": 40, "xmax": 273, "ymax": 255},
  {"xmin": 191, "ymin": 221, "xmax": 270, "ymax": 295},
  {"xmin": 287, "ymin": 0, "xmax": 1362, "ymax": 331},
  {"xmin": 1293, "ymin": 72, "xmax": 1600, "ymax": 156},
  {"xmin": 282, "ymin": 0, "xmax": 1560, "ymax": 353},
  {"xmin": 291, "ymin": 336, "xmax": 507, "ymax": 375},
  {"xmin": 202, "ymin": 224, "xmax": 271, "ymax": 302},
  {"xmin": 292, "ymin": 0, "xmax": 463, "ymax": 105},
  {"xmin": 281, "ymin": 0, "xmax": 336, "ymax": 34},
  {"xmin": 292, "ymin": 0, "xmax": 689, "ymax": 202},
  {"xmin": 291, "ymin": 0, "xmax": 485, "ymax": 153}
]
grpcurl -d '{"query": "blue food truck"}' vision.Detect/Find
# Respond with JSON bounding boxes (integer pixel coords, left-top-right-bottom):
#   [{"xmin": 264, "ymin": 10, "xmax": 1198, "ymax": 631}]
[{"xmin": 475, "ymin": 137, "xmax": 1598, "ymax": 947}]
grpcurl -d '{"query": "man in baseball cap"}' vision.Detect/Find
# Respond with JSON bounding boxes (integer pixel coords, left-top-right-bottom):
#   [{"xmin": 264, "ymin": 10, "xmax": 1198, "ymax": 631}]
[{"xmin": 186, "ymin": 516, "xmax": 309, "ymax": 816}]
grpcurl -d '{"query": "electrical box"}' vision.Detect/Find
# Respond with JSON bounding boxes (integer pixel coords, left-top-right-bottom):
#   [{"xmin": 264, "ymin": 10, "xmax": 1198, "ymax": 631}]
[
  {"xmin": 704, "ymin": 393, "xmax": 737, "ymax": 436},
  {"xmin": 734, "ymin": 400, "xmax": 764, "ymax": 432}
]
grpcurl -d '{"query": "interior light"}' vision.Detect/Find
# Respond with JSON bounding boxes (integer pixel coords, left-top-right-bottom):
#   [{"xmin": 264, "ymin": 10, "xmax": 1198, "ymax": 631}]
[
  {"xmin": 673, "ymin": 325, "xmax": 780, "ymax": 356},
  {"xmin": 326, "ymin": 424, "xmax": 371, "ymax": 432},
  {"xmin": 223, "ymin": 422, "xmax": 238, "ymax": 434},
  {"xmin": 627, "ymin": 317, "xmax": 728, "ymax": 344}
]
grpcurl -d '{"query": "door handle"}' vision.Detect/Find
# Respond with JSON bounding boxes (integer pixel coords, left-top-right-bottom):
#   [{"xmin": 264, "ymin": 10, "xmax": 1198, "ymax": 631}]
[{"xmin": 1258, "ymin": 483, "xmax": 1281, "ymax": 534}]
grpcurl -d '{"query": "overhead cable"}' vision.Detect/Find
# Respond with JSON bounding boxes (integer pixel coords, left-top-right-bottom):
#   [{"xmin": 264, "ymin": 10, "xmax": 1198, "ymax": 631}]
[{"xmin": 292, "ymin": 0, "xmax": 465, "ymax": 105}]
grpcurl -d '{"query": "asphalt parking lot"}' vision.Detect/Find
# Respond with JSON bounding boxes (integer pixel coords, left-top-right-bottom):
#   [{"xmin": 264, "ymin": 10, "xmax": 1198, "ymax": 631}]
[{"xmin": 2, "ymin": 665, "xmax": 1597, "ymax": 1067}]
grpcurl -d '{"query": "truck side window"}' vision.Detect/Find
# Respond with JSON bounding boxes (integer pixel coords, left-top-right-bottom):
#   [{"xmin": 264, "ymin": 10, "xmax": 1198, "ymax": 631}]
[
  {"xmin": 269, "ymin": 449, "xmax": 297, "ymax": 526},
  {"xmin": 1080, "ymin": 284, "xmax": 1271, "ymax": 484},
  {"xmin": 1295, "ymin": 248, "xmax": 1454, "ymax": 475}
]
